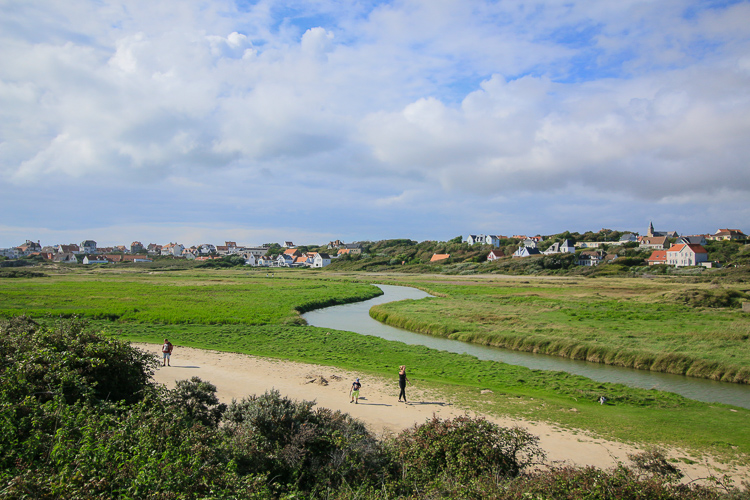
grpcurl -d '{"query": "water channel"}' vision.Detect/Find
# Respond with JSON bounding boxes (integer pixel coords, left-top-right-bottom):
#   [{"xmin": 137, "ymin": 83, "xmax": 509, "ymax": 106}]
[{"xmin": 302, "ymin": 284, "xmax": 750, "ymax": 409}]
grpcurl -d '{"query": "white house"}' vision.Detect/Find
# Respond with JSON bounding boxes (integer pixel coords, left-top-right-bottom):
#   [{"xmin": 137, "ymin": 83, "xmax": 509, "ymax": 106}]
[
  {"xmin": 576, "ymin": 241, "xmax": 606, "ymax": 249},
  {"xmin": 242, "ymin": 247, "xmax": 269, "ymax": 258},
  {"xmin": 198, "ymin": 244, "xmax": 216, "ymax": 255},
  {"xmin": 0, "ymin": 247, "xmax": 21, "ymax": 258},
  {"xmin": 468, "ymin": 234, "xmax": 506, "ymax": 247},
  {"xmin": 80, "ymin": 240, "xmax": 97, "ymax": 254},
  {"xmin": 257, "ymin": 255, "xmax": 274, "ymax": 267},
  {"xmin": 512, "ymin": 246, "xmax": 541, "ymax": 258},
  {"xmin": 312, "ymin": 253, "xmax": 332, "ymax": 268},
  {"xmin": 486, "ymin": 250, "xmax": 504, "ymax": 261},
  {"xmin": 244, "ymin": 254, "xmax": 257, "ymax": 266},
  {"xmin": 577, "ymin": 250, "xmax": 605, "ymax": 266},
  {"xmin": 666, "ymin": 244, "xmax": 708, "ymax": 267},
  {"xmin": 466, "ymin": 235, "xmax": 489, "ymax": 245},
  {"xmin": 161, "ymin": 243, "xmax": 184, "ymax": 257},
  {"xmin": 54, "ymin": 253, "xmax": 78, "ymax": 263},
  {"xmin": 619, "ymin": 233, "xmax": 638, "ymax": 243},
  {"xmin": 276, "ymin": 254, "xmax": 294, "ymax": 267},
  {"xmin": 544, "ymin": 239, "xmax": 575, "ymax": 255},
  {"xmin": 83, "ymin": 255, "xmax": 109, "ymax": 264}
]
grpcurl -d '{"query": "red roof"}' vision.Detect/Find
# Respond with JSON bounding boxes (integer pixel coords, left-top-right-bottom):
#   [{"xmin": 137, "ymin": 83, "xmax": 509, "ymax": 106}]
[
  {"xmin": 667, "ymin": 244, "xmax": 707, "ymax": 254},
  {"xmin": 647, "ymin": 250, "xmax": 667, "ymax": 262}
]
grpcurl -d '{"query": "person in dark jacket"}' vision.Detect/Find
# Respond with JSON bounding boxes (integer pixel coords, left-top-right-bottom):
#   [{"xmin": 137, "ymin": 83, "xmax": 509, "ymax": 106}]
[{"xmin": 398, "ymin": 365, "xmax": 411, "ymax": 403}]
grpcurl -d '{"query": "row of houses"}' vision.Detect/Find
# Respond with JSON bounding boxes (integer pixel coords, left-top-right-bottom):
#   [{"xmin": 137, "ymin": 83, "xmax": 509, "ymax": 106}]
[
  {"xmin": 1, "ymin": 238, "xmax": 367, "ymax": 269},
  {"xmin": 466, "ymin": 226, "xmax": 745, "ymax": 250},
  {"xmin": 505, "ymin": 238, "xmax": 713, "ymax": 268}
]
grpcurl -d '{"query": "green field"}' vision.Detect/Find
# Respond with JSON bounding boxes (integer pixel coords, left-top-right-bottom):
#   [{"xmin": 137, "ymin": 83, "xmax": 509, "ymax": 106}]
[
  {"xmin": 0, "ymin": 270, "xmax": 382, "ymax": 324},
  {"xmin": 2, "ymin": 267, "xmax": 749, "ymax": 464}
]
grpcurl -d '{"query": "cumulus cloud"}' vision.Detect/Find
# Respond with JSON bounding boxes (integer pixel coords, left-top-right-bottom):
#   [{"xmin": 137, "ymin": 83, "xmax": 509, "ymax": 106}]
[{"xmin": 1, "ymin": 0, "xmax": 749, "ymax": 247}]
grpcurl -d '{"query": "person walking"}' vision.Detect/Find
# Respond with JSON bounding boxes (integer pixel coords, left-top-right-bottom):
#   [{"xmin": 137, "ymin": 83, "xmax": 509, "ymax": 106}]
[
  {"xmin": 350, "ymin": 378, "xmax": 362, "ymax": 403},
  {"xmin": 398, "ymin": 365, "xmax": 411, "ymax": 403},
  {"xmin": 162, "ymin": 338, "xmax": 174, "ymax": 367}
]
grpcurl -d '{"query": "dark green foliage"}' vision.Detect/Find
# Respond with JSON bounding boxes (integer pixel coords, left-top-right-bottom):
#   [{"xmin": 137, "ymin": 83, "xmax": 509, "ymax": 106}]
[
  {"xmin": 0, "ymin": 268, "xmax": 46, "ymax": 278},
  {"xmin": 167, "ymin": 376, "xmax": 227, "ymax": 427},
  {"xmin": 672, "ymin": 288, "xmax": 750, "ymax": 308},
  {"xmin": 389, "ymin": 415, "xmax": 545, "ymax": 486},
  {"xmin": 0, "ymin": 316, "xmax": 157, "ymax": 405},
  {"xmin": 705, "ymin": 240, "xmax": 749, "ymax": 267},
  {"xmin": 223, "ymin": 389, "xmax": 389, "ymax": 492},
  {"xmin": 0, "ymin": 394, "xmax": 271, "ymax": 499},
  {"xmin": 0, "ymin": 258, "xmax": 36, "ymax": 268},
  {"xmin": 499, "ymin": 465, "xmax": 726, "ymax": 500},
  {"xmin": 197, "ymin": 254, "xmax": 247, "ymax": 268}
]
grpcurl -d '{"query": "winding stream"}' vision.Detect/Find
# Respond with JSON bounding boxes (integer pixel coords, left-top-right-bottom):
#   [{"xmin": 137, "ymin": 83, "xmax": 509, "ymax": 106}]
[{"xmin": 303, "ymin": 284, "xmax": 750, "ymax": 409}]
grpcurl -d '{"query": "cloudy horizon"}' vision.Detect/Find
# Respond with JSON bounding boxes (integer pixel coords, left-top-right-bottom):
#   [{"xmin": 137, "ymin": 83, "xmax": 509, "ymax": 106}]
[{"xmin": 2, "ymin": 0, "xmax": 749, "ymax": 248}]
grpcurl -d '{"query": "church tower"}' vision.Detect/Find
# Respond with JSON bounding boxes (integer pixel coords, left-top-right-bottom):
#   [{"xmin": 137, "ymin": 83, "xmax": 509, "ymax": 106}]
[{"xmin": 647, "ymin": 221, "xmax": 655, "ymax": 237}]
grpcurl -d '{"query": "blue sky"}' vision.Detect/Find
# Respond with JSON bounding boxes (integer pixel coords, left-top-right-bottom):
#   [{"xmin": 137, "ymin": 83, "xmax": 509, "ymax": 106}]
[{"xmin": 1, "ymin": 0, "xmax": 749, "ymax": 248}]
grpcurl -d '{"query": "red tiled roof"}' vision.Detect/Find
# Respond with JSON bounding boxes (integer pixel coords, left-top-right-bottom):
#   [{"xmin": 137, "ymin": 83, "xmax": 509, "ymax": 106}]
[
  {"xmin": 667, "ymin": 244, "xmax": 707, "ymax": 254},
  {"xmin": 647, "ymin": 250, "xmax": 667, "ymax": 262}
]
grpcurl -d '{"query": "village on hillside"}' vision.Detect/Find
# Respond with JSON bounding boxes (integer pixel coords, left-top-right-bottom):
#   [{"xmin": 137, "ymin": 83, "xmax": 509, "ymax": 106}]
[
  {"xmin": 1, "ymin": 224, "xmax": 746, "ymax": 270},
  {"xmin": 467, "ymin": 224, "xmax": 747, "ymax": 269}
]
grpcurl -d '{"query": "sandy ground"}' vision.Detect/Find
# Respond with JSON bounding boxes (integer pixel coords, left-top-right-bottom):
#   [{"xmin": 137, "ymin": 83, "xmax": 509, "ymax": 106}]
[{"xmin": 140, "ymin": 343, "xmax": 748, "ymax": 486}]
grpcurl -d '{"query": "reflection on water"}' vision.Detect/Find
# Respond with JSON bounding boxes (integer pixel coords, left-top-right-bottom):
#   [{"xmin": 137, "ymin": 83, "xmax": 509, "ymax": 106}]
[{"xmin": 302, "ymin": 284, "xmax": 750, "ymax": 409}]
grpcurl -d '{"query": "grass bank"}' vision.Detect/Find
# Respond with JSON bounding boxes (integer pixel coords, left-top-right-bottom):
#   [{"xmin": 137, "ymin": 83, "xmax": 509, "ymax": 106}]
[{"xmin": 368, "ymin": 276, "xmax": 750, "ymax": 383}]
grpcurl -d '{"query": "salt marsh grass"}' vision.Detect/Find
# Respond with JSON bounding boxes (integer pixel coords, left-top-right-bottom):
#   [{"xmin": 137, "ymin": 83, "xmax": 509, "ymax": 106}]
[{"xmin": 369, "ymin": 277, "xmax": 750, "ymax": 383}]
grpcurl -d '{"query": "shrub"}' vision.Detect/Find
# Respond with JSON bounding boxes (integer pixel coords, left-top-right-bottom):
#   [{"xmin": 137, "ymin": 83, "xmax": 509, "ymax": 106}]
[
  {"xmin": 388, "ymin": 415, "xmax": 545, "ymax": 487},
  {"xmin": 628, "ymin": 448, "xmax": 684, "ymax": 482},
  {"xmin": 0, "ymin": 316, "xmax": 157, "ymax": 405},
  {"xmin": 167, "ymin": 376, "xmax": 227, "ymax": 427},
  {"xmin": 222, "ymin": 389, "xmax": 388, "ymax": 493}
]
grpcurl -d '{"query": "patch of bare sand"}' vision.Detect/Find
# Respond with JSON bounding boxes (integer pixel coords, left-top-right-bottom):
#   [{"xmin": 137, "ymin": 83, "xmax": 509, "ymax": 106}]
[{"xmin": 140, "ymin": 343, "xmax": 747, "ymax": 486}]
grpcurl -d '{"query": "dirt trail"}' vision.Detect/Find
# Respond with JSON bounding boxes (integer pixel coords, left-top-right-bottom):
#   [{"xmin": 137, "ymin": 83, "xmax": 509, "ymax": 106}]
[{"xmin": 140, "ymin": 343, "xmax": 748, "ymax": 486}]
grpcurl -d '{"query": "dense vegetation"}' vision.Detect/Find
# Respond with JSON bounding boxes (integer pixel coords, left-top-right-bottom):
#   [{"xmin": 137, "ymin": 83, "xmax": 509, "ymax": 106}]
[{"xmin": 1, "ymin": 317, "xmax": 745, "ymax": 499}]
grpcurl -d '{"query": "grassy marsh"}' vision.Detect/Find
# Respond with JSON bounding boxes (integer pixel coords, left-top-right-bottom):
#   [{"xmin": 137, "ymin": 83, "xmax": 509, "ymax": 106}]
[
  {"xmin": 2, "ymin": 268, "xmax": 749, "ymax": 463},
  {"xmin": 369, "ymin": 277, "xmax": 750, "ymax": 383}
]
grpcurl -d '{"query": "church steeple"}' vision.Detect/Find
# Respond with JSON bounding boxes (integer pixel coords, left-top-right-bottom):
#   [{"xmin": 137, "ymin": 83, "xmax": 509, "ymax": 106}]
[{"xmin": 647, "ymin": 221, "xmax": 655, "ymax": 237}]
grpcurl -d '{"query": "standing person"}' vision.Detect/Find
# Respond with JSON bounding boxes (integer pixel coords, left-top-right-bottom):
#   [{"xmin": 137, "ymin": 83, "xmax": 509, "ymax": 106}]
[
  {"xmin": 398, "ymin": 365, "xmax": 411, "ymax": 403},
  {"xmin": 350, "ymin": 378, "xmax": 362, "ymax": 404},
  {"xmin": 162, "ymin": 338, "xmax": 173, "ymax": 367}
]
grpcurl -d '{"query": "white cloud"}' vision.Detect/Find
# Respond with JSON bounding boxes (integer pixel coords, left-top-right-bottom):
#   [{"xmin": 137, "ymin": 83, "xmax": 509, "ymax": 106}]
[{"xmin": 1, "ymin": 0, "xmax": 749, "ymax": 248}]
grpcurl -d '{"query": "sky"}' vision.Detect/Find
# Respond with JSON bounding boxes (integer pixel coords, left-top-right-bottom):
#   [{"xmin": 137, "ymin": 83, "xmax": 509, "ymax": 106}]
[{"xmin": 1, "ymin": 0, "xmax": 749, "ymax": 248}]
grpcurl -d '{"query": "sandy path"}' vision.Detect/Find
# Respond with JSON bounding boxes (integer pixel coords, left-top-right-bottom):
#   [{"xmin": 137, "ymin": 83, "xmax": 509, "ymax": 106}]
[{"xmin": 140, "ymin": 343, "xmax": 747, "ymax": 485}]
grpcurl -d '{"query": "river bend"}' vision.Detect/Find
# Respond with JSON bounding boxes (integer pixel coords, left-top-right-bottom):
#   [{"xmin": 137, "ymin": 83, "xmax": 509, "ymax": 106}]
[{"xmin": 302, "ymin": 284, "xmax": 750, "ymax": 409}]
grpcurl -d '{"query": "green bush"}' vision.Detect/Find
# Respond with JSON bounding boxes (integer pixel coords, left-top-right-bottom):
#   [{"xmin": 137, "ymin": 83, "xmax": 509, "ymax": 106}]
[
  {"xmin": 388, "ymin": 415, "xmax": 545, "ymax": 487},
  {"xmin": 0, "ymin": 316, "xmax": 157, "ymax": 405},
  {"xmin": 222, "ymin": 389, "xmax": 389, "ymax": 493},
  {"xmin": 167, "ymin": 376, "xmax": 227, "ymax": 427}
]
